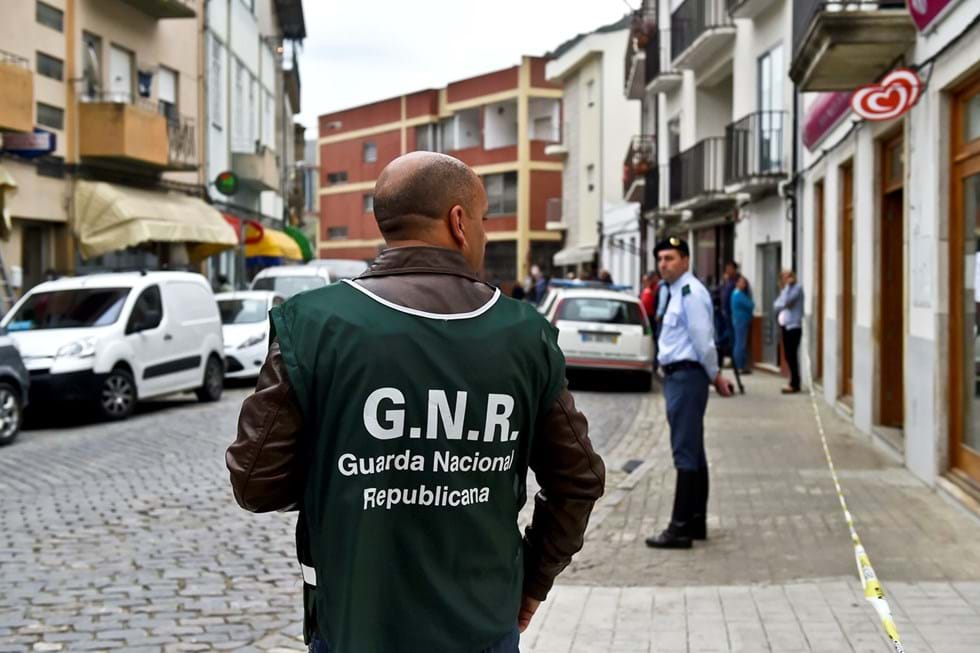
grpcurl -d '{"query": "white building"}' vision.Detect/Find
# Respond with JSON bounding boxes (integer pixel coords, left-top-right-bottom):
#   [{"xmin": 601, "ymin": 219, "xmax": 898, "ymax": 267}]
[
  {"xmin": 204, "ymin": 0, "xmax": 305, "ymax": 287},
  {"xmin": 545, "ymin": 16, "xmax": 643, "ymax": 287},
  {"xmin": 795, "ymin": 0, "xmax": 980, "ymax": 504}
]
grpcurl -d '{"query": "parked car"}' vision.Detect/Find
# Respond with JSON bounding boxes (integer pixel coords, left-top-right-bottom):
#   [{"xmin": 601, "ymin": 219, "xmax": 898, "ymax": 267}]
[
  {"xmin": 250, "ymin": 265, "xmax": 331, "ymax": 298},
  {"xmin": 0, "ymin": 331, "xmax": 29, "ymax": 446},
  {"xmin": 216, "ymin": 291, "xmax": 282, "ymax": 379},
  {"xmin": 1, "ymin": 271, "xmax": 225, "ymax": 421},
  {"xmin": 306, "ymin": 258, "xmax": 369, "ymax": 280},
  {"xmin": 539, "ymin": 283, "xmax": 654, "ymax": 391}
]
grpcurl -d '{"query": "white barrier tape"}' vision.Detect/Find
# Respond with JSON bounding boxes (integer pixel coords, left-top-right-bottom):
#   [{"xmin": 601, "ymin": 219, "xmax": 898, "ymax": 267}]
[{"xmin": 803, "ymin": 348, "xmax": 905, "ymax": 653}]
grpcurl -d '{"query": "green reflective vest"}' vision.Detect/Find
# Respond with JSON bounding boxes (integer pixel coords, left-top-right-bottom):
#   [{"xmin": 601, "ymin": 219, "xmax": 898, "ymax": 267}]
[{"xmin": 270, "ymin": 280, "xmax": 566, "ymax": 653}]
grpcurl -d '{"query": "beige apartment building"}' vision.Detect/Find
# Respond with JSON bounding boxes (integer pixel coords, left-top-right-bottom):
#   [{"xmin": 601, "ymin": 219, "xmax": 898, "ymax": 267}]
[{"xmin": 0, "ymin": 0, "xmax": 235, "ymax": 298}]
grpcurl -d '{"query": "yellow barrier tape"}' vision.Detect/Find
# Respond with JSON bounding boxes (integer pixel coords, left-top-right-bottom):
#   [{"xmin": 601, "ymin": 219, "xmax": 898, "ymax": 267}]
[{"xmin": 803, "ymin": 350, "xmax": 905, "ymax": 653}]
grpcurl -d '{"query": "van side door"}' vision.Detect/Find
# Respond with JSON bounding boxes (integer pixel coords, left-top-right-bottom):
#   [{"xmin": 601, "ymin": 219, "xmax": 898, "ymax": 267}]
[{"xmin": 124, "ymin": 284, "xmax": 170, "ymax": 398}]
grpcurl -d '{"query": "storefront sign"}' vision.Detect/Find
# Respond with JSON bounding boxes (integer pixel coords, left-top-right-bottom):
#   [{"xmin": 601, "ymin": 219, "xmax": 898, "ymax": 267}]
[
  {"xmin": 850, "ymin": 69, "xmax": 923, "ymax": 122},
  {"xmin": 0, "ymin": 129, "xmax": 56, "ymax": 159},
  {"xmin": 908, "ymin": 0, "xmax": 955, "ymax": 32},
  {"xmin": 802, "ymin": 92, "xmax": 853, "ymax": 151}
]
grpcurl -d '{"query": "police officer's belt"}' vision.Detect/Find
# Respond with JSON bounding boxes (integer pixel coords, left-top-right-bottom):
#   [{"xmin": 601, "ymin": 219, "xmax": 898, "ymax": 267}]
[{"xmin": 662, "ymin": 360, "xmax": 703, "ymax": 375}]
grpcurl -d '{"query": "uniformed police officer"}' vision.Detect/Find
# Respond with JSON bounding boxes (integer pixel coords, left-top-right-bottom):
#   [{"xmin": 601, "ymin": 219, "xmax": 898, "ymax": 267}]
[{"xmin": 646, "ymin": 237, "xmax": 733, "ymax": 550}]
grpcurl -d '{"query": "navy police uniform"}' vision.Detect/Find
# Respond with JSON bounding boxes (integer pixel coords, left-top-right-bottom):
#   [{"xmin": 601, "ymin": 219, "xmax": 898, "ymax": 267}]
[{"xmin": 647, "ymin": 237, "xmax": 718, "ymax": 550}]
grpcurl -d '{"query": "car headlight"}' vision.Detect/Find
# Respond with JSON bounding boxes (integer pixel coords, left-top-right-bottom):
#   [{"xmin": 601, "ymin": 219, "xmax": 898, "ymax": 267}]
[
  {"xmin": 56, "ymin": 337, "xmax": 99, "ymax": 359},
  {"xmin": 238, "ymin": 332, "xmax": 267, "ymax": 349}
]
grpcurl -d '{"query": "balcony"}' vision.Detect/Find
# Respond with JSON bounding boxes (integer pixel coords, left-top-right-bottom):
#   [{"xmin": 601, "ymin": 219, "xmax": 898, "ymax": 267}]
[
  {"xmin": 624, "ymin": 7, "xmax": 657, "ymax": 100},
  {"xmin": 724, "ymin": 111, "xmax": 788, "ymax": 195},
  {"xmin": 116, "ymin": 0, "xmax": 196, "ymax": 18},
  {"xmin": 624, "ymin": 135, "xmax": 656, "ymax": 205},
  {"xmin": 669, "ymin": 137, "xmax": 732, "ymax": 211},
  {"xmin": 0, "ymin": 51, "xmax": 33, "ymax": 133},
  {"xmin": 79, "ymin": 97, "xmax": 170, "ymax": 169},
  {"xmin": 727, "ymin": 0, "xmax": 780, "ymax": 19},
  {"xmin": 671, "ymin": 0, "xmax": 736, "ymax": 71},
  {"xmin": 233, "ymin": 146, "xmax": 279, "ymax": 191},
  {"xmin": 544, "ymin": 122, "xmax": 570, "ymax": 157},
  {"xmin": 646, "ymin": 29, "xmax": 682, "ymax": 95},
  {"xmin": 790, "ymin": 1, "xmax": 916, "ymax": 92}
]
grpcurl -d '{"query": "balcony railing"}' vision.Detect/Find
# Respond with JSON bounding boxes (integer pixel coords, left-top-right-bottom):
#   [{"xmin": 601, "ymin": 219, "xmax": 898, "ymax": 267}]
[
  {"xmin": 671, "ymin": 0, "xmax": 733, "ymax": 63},
  {"xmin": 669, "ymin": 137, "xmax": 726, "ymax": 207},
  {"xmin": 624, "ymin": 135, "xmax": 656, "ymax": 200},
  {"xmin": 790, "ymin": 0, "xmax": 914, "ymax": 91},
  {"xmin": 724, "ymin": 111, "xmax": 787, "ymax": 188}
]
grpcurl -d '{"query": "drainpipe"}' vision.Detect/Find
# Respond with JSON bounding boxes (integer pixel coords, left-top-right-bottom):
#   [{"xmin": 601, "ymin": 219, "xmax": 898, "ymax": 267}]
[{"xmin": 790, "ymin": 84, "xmax": 800, "ymax": 275}]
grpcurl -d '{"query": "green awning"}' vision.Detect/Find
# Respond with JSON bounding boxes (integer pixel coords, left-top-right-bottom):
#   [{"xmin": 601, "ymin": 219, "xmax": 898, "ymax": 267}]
[{"xmin": 285, "ymin": 224, "xmax": 314, "ymax": 262}]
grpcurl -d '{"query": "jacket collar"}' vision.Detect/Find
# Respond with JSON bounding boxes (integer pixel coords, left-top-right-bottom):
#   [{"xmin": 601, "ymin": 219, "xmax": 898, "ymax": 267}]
[{"xmin": 358, "ymin": 246, "xmax": 484, "ymax": 283}]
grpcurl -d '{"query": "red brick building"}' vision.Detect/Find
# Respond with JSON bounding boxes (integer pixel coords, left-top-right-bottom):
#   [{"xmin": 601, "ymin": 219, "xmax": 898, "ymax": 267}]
[{"xmin": 317, "ymin": 56, "xmax": 564, "ymax": 283}]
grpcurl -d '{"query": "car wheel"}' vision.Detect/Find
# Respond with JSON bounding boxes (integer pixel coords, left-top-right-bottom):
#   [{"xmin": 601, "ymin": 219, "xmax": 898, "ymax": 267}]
[
  {"xmin": 99, "ymin": 369, "xmax": 137, "ymax": 421},
  {"xmin": 0, "ymin": 382, "xmax": 23, "ymax": 446},
  {"xmin": 195, "ymin": 355, "xmax": 224, "ymax": 402}
]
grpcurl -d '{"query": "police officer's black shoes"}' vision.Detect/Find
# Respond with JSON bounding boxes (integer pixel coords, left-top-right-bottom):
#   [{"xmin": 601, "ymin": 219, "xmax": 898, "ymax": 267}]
[
  {"xmin": 645, "ymin": 523, "xmax": 693, "ymax": 549},
  {"xmin": 689, "ymin": 515, "xmax": 707, "ymax": 540}
]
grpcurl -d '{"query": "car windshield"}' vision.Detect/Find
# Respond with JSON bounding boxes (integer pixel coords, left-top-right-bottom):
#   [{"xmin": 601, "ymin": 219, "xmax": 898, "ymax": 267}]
[
  {"xmin": 218, "ymin": 298, "xmax": 268, "ymax": 325},
  {"xmin": 6, "ymin": 288, "xmax": 131, "ymax": 331},
  {"xmin": 252, "ymin": 276, "xmax": 326, "ymax": 297},
  {"xmin": 556, "ymin": 298, "xmax": 645, "ymax": 325}
]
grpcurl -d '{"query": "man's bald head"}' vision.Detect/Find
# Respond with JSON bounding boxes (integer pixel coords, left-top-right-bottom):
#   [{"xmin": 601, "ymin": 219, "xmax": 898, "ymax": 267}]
[{"xmin": 373, "ymin": 152, "xmax": 483, "ymax": 240}]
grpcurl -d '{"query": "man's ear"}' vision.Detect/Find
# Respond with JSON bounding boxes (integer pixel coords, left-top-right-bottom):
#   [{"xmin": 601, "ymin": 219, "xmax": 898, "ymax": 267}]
[{"xmin": 448, "ymin": 204, "xmax": 466, "ymax": 247}]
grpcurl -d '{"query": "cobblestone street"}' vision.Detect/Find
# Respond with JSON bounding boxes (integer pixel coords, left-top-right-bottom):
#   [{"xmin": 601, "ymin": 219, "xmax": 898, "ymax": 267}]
[{"xmin": 1, "ymin": 372, "xmax": 979, "ymax": 652}]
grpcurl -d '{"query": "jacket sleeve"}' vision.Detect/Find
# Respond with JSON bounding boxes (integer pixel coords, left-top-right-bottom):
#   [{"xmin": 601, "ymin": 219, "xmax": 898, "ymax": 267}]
[
  {"xmin": 785, "ymin": 284, "xmax": 803, "ymax": 309},
  {"xmin": 523, "ymin": 384, "xmax": 606, "ymax": 601},
  {"xmin": 773, "ymin": 286, "xmax": 787, "ymax": 311},
  {"xmin": 226, "ymin": 338, "xmax": 305, "ymax": 513}
]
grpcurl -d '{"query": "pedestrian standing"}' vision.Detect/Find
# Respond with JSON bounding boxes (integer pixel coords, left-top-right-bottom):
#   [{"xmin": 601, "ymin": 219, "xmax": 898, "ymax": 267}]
[
  {"xmin": 731, "ymin": 276, "xmax": 754, "ymax": 374},
  {"xmin": 640, "ymin": 271, "xmax": 660, "ymax": 372},
  {"xmin": 646, "ymin": 237, "xmax": 733, "ymax": 550},
  {"xmin": 774, "ymin": 270, "xmax": 804, "ymax": 394},
  {"xmin": 227, "ymin": 152, "xmax": 605, "ymax": 653}
]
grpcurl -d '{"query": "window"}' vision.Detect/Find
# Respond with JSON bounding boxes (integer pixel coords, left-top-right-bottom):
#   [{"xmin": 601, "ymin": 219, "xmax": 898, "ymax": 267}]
[
  {"xmin": 415, "ymin": 124, "xmax": 437, "ymax": 151},
  {"xmin": 757, "ymin": 45, "xmax": 784, "ymax": 173},
  {"xmin": 248, "ymin": 74, "xmax": 257, "ymax": 148},
  {"xmin": 586, "ymin": 164, "xmax": 596, "ymax": 192},
  {"xmin": 210, "ymin": 36, "xmax": 223, "ymax": 129},
  {"xmin": 326, "ymin": 171, "xmax": 348, "ymax": 185},
  {"xmin": 36, "ymin": 1, "xmax": 63, "ymax": 32},
  {"xmin": 363, "ymin": 142, "xmax": 378, "ymax": 163},
  {"xmin": 108, "ymin": 44, "xmax": 134, "ymax": 103},
  {"xmin": 327, "ymin": 227, "xmax": 348, "ymax": 239},
  {"xmin": 667, "ymin": 117, "xmax": 681, "ymax": 157},
  {"xmin": 127, "ymin": 285, "xmax": 163, "ymax": 333},
  {"xmin": 363, "ymin": 194, "xmax": 374, "ymax": 214},
  {"xmin": 36, "ymin": 52, "xmax": 63, "ymax": 81},
  {"xmin": 218, "ymin": 298, "xmax": 268, "ymax": 325},
  {"xmin": 233, "ymin": 58, "xmax": 246, "ymax": 151},
  {"xmin": 484, "ymin": 172, "xmax": 518, "ymax": 216},
  {"xmin": 6, "ymin": 288, "xmax": 130, "ymax": 331},
  {"xmin": 556, "ymin": 298, "xmax": 644, "ymax": 325},
  {"xmin": 36, "ymin": 102, "xmax": 64, "ymax": 130},
  {"xmin": 263, "ymin": 91, "xmax": 274, "ymax": 148},
  {"xmin": 81, "ymin": 32, "xmax": 102, "ymax": 101},
  {"xmin": 586, "ymin": 79, "xmax": 595, "ymax": 107},
  {"xmin": 158, "ymin": 66, "xmax": 177, "ymax": 121}
]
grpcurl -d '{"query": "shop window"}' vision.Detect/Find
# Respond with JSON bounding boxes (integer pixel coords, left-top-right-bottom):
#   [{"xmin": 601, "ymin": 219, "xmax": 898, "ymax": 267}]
[
  {"xmin": 36, "ymin": 51, "xmax": 63, "ymax": 81},
  {"xmin": 484, "ymin": 172, "xmax": 518, "ymax": 216},
  {"xmin": 36, "ymin": 1, "xmax": 63, "ymax": 32},
  {"xmin": 36, "ymin": 102, "xmax": 64, "ymax": 130}
]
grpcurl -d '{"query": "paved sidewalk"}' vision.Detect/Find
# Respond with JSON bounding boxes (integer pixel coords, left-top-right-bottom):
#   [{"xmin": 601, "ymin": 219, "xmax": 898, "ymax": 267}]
[{"xmin": 524, "ymin": 371, "xmax": 980, "ymax": 652}]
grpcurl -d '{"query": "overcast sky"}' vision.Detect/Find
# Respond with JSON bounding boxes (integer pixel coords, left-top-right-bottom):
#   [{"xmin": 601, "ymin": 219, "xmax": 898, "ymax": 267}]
[{"xmin": 295, "ymin": 0, "xmax": 634, "ymax": 134}]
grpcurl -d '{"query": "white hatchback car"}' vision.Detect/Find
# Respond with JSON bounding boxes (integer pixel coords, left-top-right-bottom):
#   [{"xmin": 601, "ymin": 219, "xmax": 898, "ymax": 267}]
[
  {"xmin": 539, "ymin": 284, "xmax": 655, "ymax": 390},
  {"xmin": 250, "ymin": 265, "xmax": 331, "ymax": 298},
  {"xmin": 2, "ymin": 271, "xmax": 225, "ymax": 420},
  {"xmin": 306, "ymin": 258, "xmax": 368, "ymax": 280},
  {"xmin": 215, "ymin": 291, "xmax": 282, "ymax": 379}
]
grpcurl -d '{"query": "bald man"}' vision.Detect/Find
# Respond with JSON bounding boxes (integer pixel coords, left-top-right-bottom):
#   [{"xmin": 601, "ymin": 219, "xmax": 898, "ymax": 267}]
[{"xmin": 227, "ymin": 152, "xmax": 606, "ymax": 653}]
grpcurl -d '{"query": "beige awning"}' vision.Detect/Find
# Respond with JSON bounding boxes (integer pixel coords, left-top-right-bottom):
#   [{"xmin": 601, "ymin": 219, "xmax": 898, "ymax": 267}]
[
  {"xmin": 74, "ymin": 180, "xmax": 237, "ymax": 260},
  {"xmin": 553, "ymin": 244, "xmax": 597, "ymax": 267},
  {"xmin": 0, "ymin": 165, "xmax": 17, "ymax": 191}
]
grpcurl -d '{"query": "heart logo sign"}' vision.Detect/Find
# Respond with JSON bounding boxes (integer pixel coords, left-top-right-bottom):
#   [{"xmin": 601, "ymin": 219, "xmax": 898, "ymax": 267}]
[{"xmin": 850, "ymin": 69, "xmax": 924, "ymax": 122}]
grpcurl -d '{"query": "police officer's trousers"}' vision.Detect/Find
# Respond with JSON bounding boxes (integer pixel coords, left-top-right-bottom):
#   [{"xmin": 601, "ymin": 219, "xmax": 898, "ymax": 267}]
[{"xmin": 663, "ymin": 367, "xmax": 709, "ymax": 471}]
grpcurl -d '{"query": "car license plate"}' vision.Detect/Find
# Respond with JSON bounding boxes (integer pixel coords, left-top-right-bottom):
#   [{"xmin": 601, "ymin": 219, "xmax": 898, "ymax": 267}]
[{"xmin": 580, "ymin": 332, "xmax": 618, "ymax": 344}]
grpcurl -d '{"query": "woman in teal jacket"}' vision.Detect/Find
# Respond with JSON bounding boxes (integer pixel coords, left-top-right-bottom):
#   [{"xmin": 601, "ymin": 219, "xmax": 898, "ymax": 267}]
[{"xmin": 731, "ymin": 276, "xmax": 755, "ymax": 372}]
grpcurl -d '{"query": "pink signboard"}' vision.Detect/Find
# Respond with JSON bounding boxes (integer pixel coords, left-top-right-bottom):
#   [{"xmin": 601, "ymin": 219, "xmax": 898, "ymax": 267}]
[
  {"xmin": 802, "ymin": 91, "xmax": 853, "ymax": 151},
  {"xmin": 907, "ymin": 0, "xmax": 954, "ymax": 32}
]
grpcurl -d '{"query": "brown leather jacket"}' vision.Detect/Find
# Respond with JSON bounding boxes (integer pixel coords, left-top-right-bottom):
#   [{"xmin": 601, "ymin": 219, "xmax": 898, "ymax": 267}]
[{"xmin": 226, "ymin": 246, "xmax": 606, "ymax": 601}]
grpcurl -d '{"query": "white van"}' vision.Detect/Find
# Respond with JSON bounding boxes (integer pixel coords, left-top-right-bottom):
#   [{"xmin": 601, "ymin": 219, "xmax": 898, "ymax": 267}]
[
  {"xmin": 250, "ymin": 265, "xmax": 331, "ymax": 298},
  {"xmin": 1, "ymin": 271, "xmax": 225, "ymax": 421}
]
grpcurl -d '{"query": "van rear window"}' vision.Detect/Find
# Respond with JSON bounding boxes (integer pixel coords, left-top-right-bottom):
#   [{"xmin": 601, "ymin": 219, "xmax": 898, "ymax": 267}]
[{"xmin": 7, "ymin": 288, "xmax": 130, "ymax": 331}]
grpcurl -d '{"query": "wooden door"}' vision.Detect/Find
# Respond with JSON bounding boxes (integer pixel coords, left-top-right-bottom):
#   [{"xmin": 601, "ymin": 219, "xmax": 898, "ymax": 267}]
[
  {"xmin": 880, "ymin": 133, "xmax": 905, "ymax": 427},
  {"xmin": 841, "ymin": 163, "xmax": 854, "ymax": 399},
  {"xmin": 950, "ymin": 74, "xmax": 980, "ymax": 485},
  {"xmin": 815, "ymin": 181, "xmax": 825, "ymax": 382}
]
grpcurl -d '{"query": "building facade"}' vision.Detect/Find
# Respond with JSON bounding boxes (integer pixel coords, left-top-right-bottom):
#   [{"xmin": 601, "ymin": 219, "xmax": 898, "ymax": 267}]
[
  {"xmin": 0, "ymin": 0, "xmax": 240, "ymax": 300},
  {"xmin": 623, "ymin": 0, "xmax": 797, "ymax": 367},
  {"xmin": 204, "ymin": 0, "xmax": 306, "ymax": 287},
  {"xmin": 317, "ymin": 56, "xmax": 564, "ymax": 285},
  {"xmin": 545, "ymin": 16, "xmax": 643, "ymax": 287},
  {"xmin": 795, "ymin": 0, "xmax": 980, "ymax": 501}
]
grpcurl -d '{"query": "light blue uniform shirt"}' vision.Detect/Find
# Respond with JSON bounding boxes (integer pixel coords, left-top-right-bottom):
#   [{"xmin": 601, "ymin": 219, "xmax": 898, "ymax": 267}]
[{"xmin": 657, "ymin": 270, "xmax": 720, "ymax": 379}]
